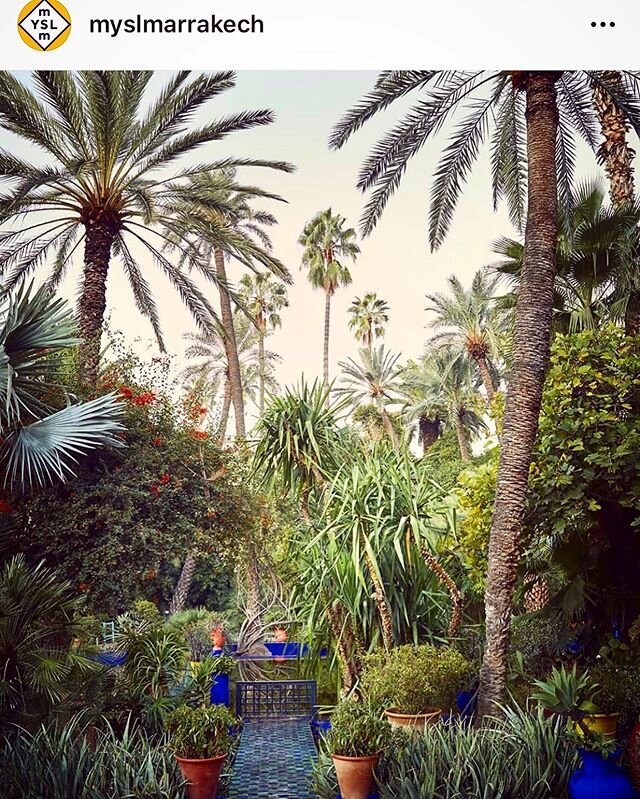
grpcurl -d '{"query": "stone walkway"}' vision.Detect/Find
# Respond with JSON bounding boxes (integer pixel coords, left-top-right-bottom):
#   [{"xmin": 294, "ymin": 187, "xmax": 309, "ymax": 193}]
[{"xmin": 226, "ymin": 718, "xmax": 317, "ymax": 799}]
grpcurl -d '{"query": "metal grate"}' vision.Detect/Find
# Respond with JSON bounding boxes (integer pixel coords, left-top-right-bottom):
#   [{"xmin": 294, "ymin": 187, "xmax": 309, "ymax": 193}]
[{"xmin": 236, "ymin": 680, "xmax": 317, "ymax": 720}]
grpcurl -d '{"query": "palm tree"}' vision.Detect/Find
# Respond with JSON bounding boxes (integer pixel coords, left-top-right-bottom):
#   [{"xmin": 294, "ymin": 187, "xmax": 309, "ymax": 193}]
[
  {"xmin": 0, "ymin": 71, "xmax": 293, "ymax": 386},
  {"xmin": 337, "ymin": 345, "xmax": 403, "ymax": 447},
  {"xmin": 331, "ymin": 69, "xmax": 640, "ymax": 715},
  {"xmin": 0, "ymin": 283, "xmax": 123, "ymax": 489},
  {"xmin": 426, "ymin": 271, "xmax": 503, "ymax": 402},
  {"xmin": 348, "ymin": 292, "xmax": 390, "ymax": 348},
  {"xmin": 493, "ymin": 180, "xmax": 640, "ymax": 333},
  {"xmin": 183, "ymin": 313, "xmax": 279, "ymax": 438},
  {"xmin": 165, "ymin": 170, "xmax": 289, "ymax": 437},
  {"xmin": 298, "ymin": 209, "xmax": 360, "ymax": 389},
  {"xmin": 239, "ymin": 272, "xmax": 288, "ymax": 413},
  {"xmin": 400, "ymin": 351, "xmax": 485, "ymax": 461},
  {"xmin": 0, "ymin": 555, "xmax": 97, "ymax": 722}
]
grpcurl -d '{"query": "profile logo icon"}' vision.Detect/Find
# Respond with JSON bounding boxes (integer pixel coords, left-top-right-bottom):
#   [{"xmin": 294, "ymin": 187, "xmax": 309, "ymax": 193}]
[{"xmin": 18, "ymin": 0, "xmax": 71, "ymax": 51}]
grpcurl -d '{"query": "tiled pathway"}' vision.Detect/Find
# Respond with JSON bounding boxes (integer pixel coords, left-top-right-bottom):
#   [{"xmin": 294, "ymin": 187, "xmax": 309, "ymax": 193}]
[{"xmin": 226, "ymin": 718, "xmax": 317, "ymax": 799}]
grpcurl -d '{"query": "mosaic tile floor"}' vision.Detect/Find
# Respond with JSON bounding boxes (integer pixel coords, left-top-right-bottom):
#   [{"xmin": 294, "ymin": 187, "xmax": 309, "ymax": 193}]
[{"xmin": 226, "ymin": 718, "xmax": 317, "ymax": 799}]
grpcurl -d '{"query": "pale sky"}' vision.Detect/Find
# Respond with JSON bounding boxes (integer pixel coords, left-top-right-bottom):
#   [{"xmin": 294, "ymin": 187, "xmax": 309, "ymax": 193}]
[{"xmin": 5, "ymin": 71, "xmax": 639, "ymax": 423}]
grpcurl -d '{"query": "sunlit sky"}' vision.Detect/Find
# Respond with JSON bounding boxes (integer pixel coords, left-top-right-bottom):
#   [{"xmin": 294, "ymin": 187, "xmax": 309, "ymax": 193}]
[{"xmin": 6, "ymin": 71, "xmax": 640, "ymax": 423}]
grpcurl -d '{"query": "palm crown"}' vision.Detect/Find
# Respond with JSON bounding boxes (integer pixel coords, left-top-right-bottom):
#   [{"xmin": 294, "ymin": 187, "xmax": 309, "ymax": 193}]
[
  {"xmin": 348, "ymin": 292, "xmax": 390, "ymax": 347},
  {"xmin": 0, "ymin": 71, "xmax": 293, "ymax": 382},
  {"xmin": 298, "ymin": 208, "xmax": 359, "ymax": 294},
  {"xmin": 426, "ymin": 271, "xmax": 504, "ymax": 400},
  {"xmin": 330, "ymin": 71, "xmax": 640, "ymax": 245}
]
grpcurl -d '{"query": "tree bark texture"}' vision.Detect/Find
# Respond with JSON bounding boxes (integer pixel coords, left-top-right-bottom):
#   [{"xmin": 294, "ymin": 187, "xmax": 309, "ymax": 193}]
[{"xmin": 477, "ymin": 73, "xmax": 559, "ymax": 718}]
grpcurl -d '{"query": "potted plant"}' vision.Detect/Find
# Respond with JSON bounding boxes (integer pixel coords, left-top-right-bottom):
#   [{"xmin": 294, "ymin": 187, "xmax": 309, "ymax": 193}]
[
  {"xmin": 165, "ymin": 704, "xmax": 237, "ymax": 799},
  {"xmin": 361, "ymin": 644, "xmax": 473, "ymax": 731},
  {"xmin": 210, "ymin": 623, "xmax": 225, "ymax": 652},
  {"xmin": 326, "ymin": 700, "xmax": 390, "ymax": 799},
  {"xmin": 209, "ymin": 653, "xmax": 235, "ymax": 707},
  {"xmin": 531, "ymin": 665, "xmax": 635, "ymax": 799}
]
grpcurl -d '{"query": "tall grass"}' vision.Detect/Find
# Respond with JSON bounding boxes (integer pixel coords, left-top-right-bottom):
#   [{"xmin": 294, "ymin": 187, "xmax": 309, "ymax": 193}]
[{"xmin": 314, "ymin": 706, "xmax": 578, "ymax": 799}]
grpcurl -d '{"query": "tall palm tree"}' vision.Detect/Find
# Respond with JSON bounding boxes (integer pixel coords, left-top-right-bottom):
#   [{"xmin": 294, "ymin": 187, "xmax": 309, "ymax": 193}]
[
  {"xmin": 330, "ymin": 69, "xmax": 640, "ymax": 715},
  {"xmin": 400, "ymin": 352, "xmax": 485, "ymax": 461},
  {"xmin": 0, "ymin": 71, "xmax": 293, "ymax": 386},
  {"xmin": 298, "ymin": 209, "xmax": 360, "ymax": 390},
  {"xmin": 183, "ymin": 313, "xmax": 279, "ymax": 438},
  {"xmin": 348, "ymin": 292, "xmax": 390, "ymax": 348},
  {"xmin": 425, "ymin": 271, "xmax": 503, "ymax": 402},
  {"xmin": 239, "ymin": 272, "xmax": 288, "ymax": 413},
  {"xmin": 337, "ymin": 345, "xmax": 403, "ymax": 447},
  {"xmin": 592, "ymin": 72, "xmax": 640, "ymax": 335},
  {"xmin": 165, "ymin": 170, "xmax": 290, "ymax": 437},
  {"xmin": 0, "ymin": 283, "xmax": 123, "ymax": 489}
]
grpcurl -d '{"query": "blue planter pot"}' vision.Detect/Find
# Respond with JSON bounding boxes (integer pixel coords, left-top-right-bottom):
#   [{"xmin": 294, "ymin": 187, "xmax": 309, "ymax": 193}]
[
  {"xmin": 95, "ymin": 651, "xmax": 127, "ymax": 667},
  {"xmin": 569, "ymin": 749, "xmax": 636, "ymax": 799},
  {"xmin": 210, "ymin": 672, "xmax": 230, "ymax": 707}
]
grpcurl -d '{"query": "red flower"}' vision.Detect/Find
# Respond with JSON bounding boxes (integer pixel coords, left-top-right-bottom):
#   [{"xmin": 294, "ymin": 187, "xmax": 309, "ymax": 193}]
[
  {"xmin": 150, "ymin": 485, "xmax": 160, "ymax": 495},
  {"xmin": 0, "ymin": 500, "xmax": 12, "ymax": 513},
  {"xmin": 153, "ymin": 437, "xmax": 163, "ymax": 446},
  {"xmin": 78, "ymin": 582, "xmax": 91, "ymax": 591},
  {"xmin": 198, "ymin": 406, "xmax": 208, "ymax": 415},
  {"xmin": 134, "ymin": 391, "xmax": 156, "ymax": 406},
  {"xmin": 119, "ymin": 386, "xmax": 134, "ymax": 399},
  {"xmin": 159, "ymin": 473, "xmax": 170, "ymax": 485},
  {"xmin": 191, "ymin": 430, "xmax": 209, "ymax": 440}
]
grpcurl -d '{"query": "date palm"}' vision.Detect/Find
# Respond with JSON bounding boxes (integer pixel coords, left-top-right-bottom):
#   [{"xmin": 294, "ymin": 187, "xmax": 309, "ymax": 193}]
[
  {"xmin": 165, "ymin": 170, "xmax": 290, "ymax": 437},
  {"xmin": 337, "ymin": 345, "xmax": 403, "ymax": 447},
  {"xmin": 183, "ymin": 313, "xmax": 279, "ymax": 438},
  {"xmin": 426, "ymin": 271, "xmax": 503, "ymax": 402},
  {"xmin": 239, "ymin": 272, "xmax": 288, "ymax": 413},
  {"xmin": 348, "ymin": 292, "xmax": 389, "ymax": 348},
  {"xmin": 331, "ymin": 69, "xmax": 640, "ymax": 714},
  {"xmin": 0, "ymin": 282, "xmax": 123, "ymax": 490},
  {"xmin": 400, "ymin": 351, "xmax": 485, "ymax": 461},
  {"xmin": 0, "ymin": 70, "xmax": 293, "ymax": 386},
  {"xmin": 298, "ymin": 209, "xmax": 360, "ymax": 390}
]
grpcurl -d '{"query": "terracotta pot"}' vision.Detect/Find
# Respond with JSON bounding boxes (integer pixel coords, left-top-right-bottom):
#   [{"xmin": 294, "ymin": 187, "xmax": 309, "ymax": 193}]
[
  {"xmin": 274, "ymin": 627, "xmax": 288, "ymax": 642},
  {"xmin": 175, "ymin": 753, "xmax": 226, "ymax": 799},
  {"xmin": 210, "ymin": 628, "xmax": 225, "ymax": 650},
  {"xmin": 332, "ymin": 753, "xmax": 378, "ymax": 799},
  {"xmin": 384, "ymin": 707, "xmax": 441, "ymax": 731}
]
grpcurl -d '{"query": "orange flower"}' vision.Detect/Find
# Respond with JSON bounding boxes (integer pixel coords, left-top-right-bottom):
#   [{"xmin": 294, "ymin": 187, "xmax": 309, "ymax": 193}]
[
  {"xmin": 119, "ymin": 386, "xmax": 134, "ymax": 399},
  {"xmin": 153, "ymin": 437, "xmax": 163, "ymax": 446},
  {"xmin": 191, "ymin": 430, "xmax": 209, "ymax": 440}
]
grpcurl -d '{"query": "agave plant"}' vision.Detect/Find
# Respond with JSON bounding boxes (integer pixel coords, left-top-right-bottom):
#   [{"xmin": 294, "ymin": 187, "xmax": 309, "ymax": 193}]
[{"xmin": 0, "ymin": 282, "xmax": 123, "ymax": 489}]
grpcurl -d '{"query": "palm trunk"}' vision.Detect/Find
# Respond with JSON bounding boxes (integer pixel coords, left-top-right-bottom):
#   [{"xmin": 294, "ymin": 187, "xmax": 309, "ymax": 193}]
[
  {"xmin": 169, "ymin": 550, "xmax": 196, "ymax": 615},
  {"xmin": 363, "ymin": 550, "xmax": 394, "ymax": 650},
  {"xmin": 455, "ymin": 413, "xmax": 471, "ymax": 461},
  {"xmin": 258, "ymin": 330, "xmax": 266, "ymax": 414},
  {"xmin": 419, "ymin": 416, "xmax": 441, "ymax": 452},
  {"xmin": 323, "ymin": 289, "xmax": 332, "ymax": 398},
  {"xmin": 476, "ymin": 354, "xmax": 497, "ymax": 403},
  {"xmin": 78, "ymin": 217, "xmax": 118, "ymax": 387},
  {"xmin": 380, "ymin": 407, "xmax": 400, "ymax": 448},
  {"xmin": 592, "ymin": 71, "xmax": 638, "ymax": 335},
  {"xmin": 477, "ymin": 73, "xmax": 559, "ymax": 718},
  {"xmin": 214, "ymin": 248, "xmax": 245, "ymax": 437},
  {"xmin": 218, "ymin": 377, "xmax": 232, "ymax": 439}
]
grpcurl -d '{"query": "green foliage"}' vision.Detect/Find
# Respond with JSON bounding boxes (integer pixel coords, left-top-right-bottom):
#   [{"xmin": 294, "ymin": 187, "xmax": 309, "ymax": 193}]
[
  {"xmin": 0, "ymin": 556, "xmax": 100, "ymax": 724},
  {"xmin": 7, "ymin": 351, "xmax": 248, "ymax": 615},
  {"xmin": 0, "ymin": 283, "xmax": 123, "ymax": 489},
  {"xmin": 530, "ymin": 664, "xmax": 600, "ymax": 724},
  {"xmin": 315, "ymin": 705, "xmax": 577, "ymax": 799},
  {"xmin": 450, "ymin": 326, "xmax": 640, "ymax": 599},
  {"xmin": 589, "ymin": 657, "xmax": 640, "ymax": 737},
  {"xmin": 325, "ymin": 701, "xmax": 391, "ymax": 757},
  {"xmin": 165, "ymin": 704, "xmax": 237, "ymax": 759},
  {"xmin": 420, "ymin": 430, "xmax": 468, "ymax": 491},
  {"xmin": 1, "ymin": 717, "xmax": 185, "ymax": 799},
  {"xmin": 361, "ymin": 644, "xmax": 473, "ymax": 714}
]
